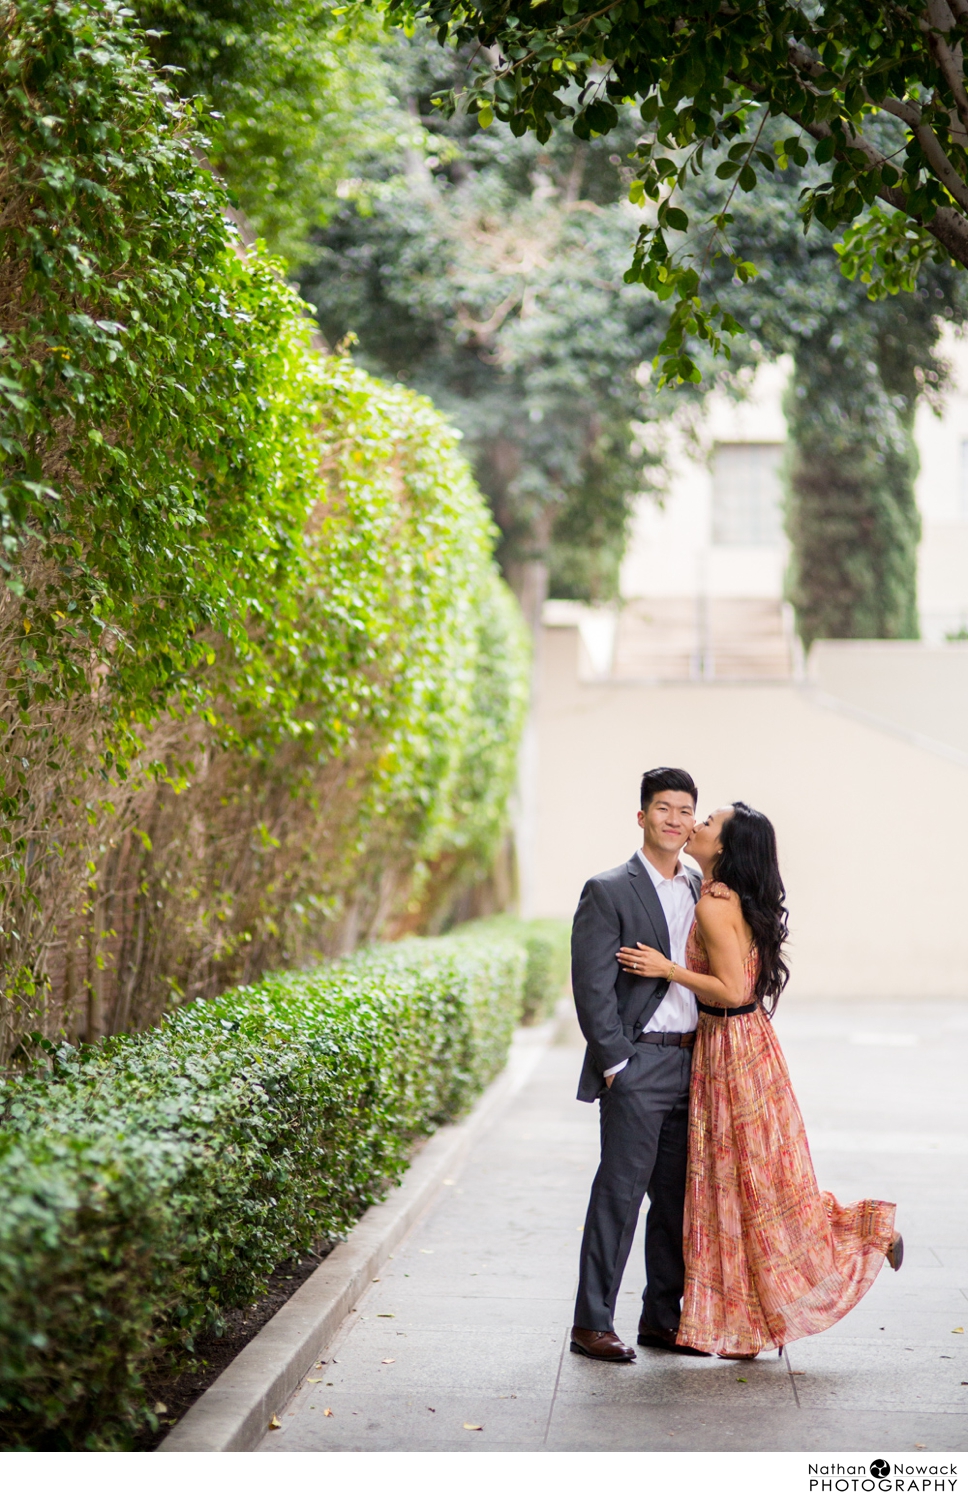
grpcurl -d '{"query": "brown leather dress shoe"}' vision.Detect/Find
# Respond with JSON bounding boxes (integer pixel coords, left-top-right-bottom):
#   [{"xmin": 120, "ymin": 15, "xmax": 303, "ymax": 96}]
[
  {"xmin": 637, "ymin": 1322, "xmax": 711, "ymax": 1356},
  {"xmin": 570, "ymin": 1326, "xmax": 636, "ymax": 1362}
]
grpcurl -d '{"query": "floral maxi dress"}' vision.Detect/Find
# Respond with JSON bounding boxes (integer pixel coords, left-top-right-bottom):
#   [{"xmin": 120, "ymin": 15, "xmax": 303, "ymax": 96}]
[{"xmin": 676, "ymin": 880, "xmax": 896, "ymax": 1357}]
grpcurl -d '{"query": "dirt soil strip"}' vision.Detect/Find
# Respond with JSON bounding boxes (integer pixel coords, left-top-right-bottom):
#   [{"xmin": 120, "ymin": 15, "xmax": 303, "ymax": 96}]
[
  {"xmin": 139, "ymin": 1240, "xmax": 338, "ymax": 1447},
  {"xmin": 159, "ymin": 1020, "xmax": 555, "ymax": 1453}
]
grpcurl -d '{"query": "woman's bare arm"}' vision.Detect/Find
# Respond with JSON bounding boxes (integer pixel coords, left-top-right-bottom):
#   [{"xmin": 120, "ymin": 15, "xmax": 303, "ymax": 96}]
[
  {"xmin": 615, "ymin": 892, "xmax": 751, "ymax": 1007},
  {"xmin": 686, "ymin": 893, "xmax": 750, "ymax": 1007}
]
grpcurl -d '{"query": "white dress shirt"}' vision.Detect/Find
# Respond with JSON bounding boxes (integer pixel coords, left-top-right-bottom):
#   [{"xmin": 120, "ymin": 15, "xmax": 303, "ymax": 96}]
[{"xmin": 603, "ymin": 850, "xmax": 698, "ymax": 1079}]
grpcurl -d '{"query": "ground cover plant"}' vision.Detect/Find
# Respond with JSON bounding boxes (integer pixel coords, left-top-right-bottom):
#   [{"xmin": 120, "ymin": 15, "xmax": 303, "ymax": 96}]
[
  {"xmin": 0, "ymin": 928, "xmax": 528, "ymax": 1450},
  {"xmin": 0, "ymin": 0, "xmax": 528, "ymax": 1059}
]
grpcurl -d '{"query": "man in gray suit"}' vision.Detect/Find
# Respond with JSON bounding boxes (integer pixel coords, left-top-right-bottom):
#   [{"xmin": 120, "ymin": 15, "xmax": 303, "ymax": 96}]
[{"xmin": 570, "ymin": 767, "xmax": 711, "ymax": 1362}]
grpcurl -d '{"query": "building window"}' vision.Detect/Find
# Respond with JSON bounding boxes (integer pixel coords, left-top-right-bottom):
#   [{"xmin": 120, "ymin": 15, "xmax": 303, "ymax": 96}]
[{"xmin": 712, "ymin": 443, "xmax": 785, "ymax": 546}]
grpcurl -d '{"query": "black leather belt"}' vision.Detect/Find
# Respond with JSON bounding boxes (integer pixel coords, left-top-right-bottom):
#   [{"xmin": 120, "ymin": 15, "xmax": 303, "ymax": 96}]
[
  {"xmin": 639, "ymin": 1030, "xmax": 696, "ymax": 1048},
  {"xmin": 697, "ymin": 1000, "xmax": 758, "ymax": 1017}
]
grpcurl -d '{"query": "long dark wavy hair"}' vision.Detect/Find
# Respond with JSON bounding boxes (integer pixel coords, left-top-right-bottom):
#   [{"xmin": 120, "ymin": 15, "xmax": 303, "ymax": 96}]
[{"xmin": 713, "ymin": 801, "xmax": 790, "ymax": 1014}]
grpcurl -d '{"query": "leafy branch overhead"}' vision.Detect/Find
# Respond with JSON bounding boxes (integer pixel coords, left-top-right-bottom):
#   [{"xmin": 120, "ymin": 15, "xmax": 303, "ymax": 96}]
[{"xmin": 384, "ymin": 0, "xmax": 968, "ymax": 382}]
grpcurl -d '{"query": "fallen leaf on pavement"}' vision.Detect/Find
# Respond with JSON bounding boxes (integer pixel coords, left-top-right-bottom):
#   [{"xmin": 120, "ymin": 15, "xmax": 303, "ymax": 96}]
[
  {"xmin": 377, "ymin": 1313, "xmax": 395, "ymax": 1318},
  {"xmin": 463, "ymin": 1423, "xmax": 483, "ymax": 1430},
  {"xmin": 268, "ymin": 1415, "xmax": 281, "ymax": 1430},
  {"xmin": 953, "ymin": 1327, "xmax": 964, "ymax": 1334},
  {"xmin": 428, "ymin": 1407, "xmax": 435, "ymax": 1412},
  {"xmin": 381, "ymin": 1357, "xmax": 395, "ymax": 1364},
  {"xmin": 153, "ymin": 1402, "xmax": 167, "ymax": 1415},
  {"xmin": 736, "ymin": 1378, "xmax": 747, "ymax": 1383},
  {"xmin": 307, "ymin": 1378, "xmax": 322, "ymax": 1384},
  {"xmin": 324, "ymin": 1408, "xmax": 333, "ymax": 1417}
]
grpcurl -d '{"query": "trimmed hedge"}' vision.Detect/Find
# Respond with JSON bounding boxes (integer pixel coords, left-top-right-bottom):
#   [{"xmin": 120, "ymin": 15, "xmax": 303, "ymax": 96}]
[
  {"xmin": 0, "ymin": 931, "xmax": 525, "ymax": 1450},
  {"xmin": 455, "ymin": 917, "xmax": 570, "ymax": 1024}
]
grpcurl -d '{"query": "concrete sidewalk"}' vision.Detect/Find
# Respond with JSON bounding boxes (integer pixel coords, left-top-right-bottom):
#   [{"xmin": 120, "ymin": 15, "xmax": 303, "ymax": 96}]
[{"xmin": 259, "ymin": 1000, "xmax": 968, "ymax": 1453}]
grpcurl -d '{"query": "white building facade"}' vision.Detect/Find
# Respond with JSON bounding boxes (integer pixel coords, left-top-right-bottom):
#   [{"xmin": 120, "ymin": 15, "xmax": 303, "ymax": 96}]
[
  {"xmin": 915, "ymin": 329, "xmax": 968, "ymax": 642},
  {"xmin": 545, "ymin": 331, "xmax": 968, "ymax": 679}
]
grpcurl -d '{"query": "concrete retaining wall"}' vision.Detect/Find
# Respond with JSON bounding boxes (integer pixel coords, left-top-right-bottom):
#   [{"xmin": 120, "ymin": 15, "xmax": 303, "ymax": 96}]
[{"xmin": 527, "ymin": 627, "xmax": 968, "ymax": 998}]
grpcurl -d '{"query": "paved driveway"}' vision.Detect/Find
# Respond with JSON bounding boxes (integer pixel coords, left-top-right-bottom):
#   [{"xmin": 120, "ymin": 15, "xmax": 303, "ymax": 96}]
[{"xmin": 260, "ymin": 999, "xmax": 968, "ymax": 1452}]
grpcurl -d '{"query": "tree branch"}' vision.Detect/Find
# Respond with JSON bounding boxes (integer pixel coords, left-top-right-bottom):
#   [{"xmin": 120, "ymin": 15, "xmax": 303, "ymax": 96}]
[
  {"xmin": 913, "ymin": 115, "xmax": 968, "ymax": 211},
  {"xmin": 913, "ymin": 199, "xmax": 968, "ymax": 261},
  {"xmin": 786, "ymin": 40, "xmax": 923, "ymax": 132},
  {"xmin": 785, "ymin": 38, "xmax": 968, "ymax": 217},
  {"xmin": 792, "ymin": 114, "xmax": 968, "ymax": 268},
  {"xmin": 877, "ymin": 94, "xmax": 923, "ymax": 129},
  {"xmin": 921, "ymin": 1, "xmax": 968, "ymax": 137}
]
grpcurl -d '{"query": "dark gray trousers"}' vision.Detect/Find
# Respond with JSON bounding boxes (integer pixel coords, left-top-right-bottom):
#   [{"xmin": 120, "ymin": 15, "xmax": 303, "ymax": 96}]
[{"xmin": 573, "ymin": 1040, "xmax": 691, "ymax": 1333}]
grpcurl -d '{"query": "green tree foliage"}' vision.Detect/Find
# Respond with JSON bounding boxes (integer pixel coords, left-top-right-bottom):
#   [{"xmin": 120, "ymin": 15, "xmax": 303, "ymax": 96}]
[
  {"xmin": 300, "ymin": 34, "xmax": 668, "ymax": 619},
  {"xmin": 387, "ymin": 0, "xmax": 968, "ymax": 383},
  {"xmin": 118, "ymin": 2, "xmax": 968, "ymax": 639},
  {"xmin": 686, "ymin": 142, "xmax": 967, "ymax": 644},
  {"xmin": 0, "ymin": 0, "xmax": 528, "ymax": 1058},
  {"xmin": 137, "ymin": 0, "xmax": 415, "ymax": 264},
  {"xmin": 0, "ymin": 931, "xmax": 526, "ymax": 1448}
]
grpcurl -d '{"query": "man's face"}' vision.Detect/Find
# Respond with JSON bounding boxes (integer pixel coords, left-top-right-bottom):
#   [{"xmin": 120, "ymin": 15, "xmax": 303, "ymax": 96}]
[{"xmin": 637, "ymin": 791, "xmax": 696, "ymax": 856}]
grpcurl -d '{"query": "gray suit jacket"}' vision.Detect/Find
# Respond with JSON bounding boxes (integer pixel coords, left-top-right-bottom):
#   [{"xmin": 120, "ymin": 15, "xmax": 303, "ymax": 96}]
[{"xmin": 572, "ymin": 853, "xmax": 702, "ymax": 1102}]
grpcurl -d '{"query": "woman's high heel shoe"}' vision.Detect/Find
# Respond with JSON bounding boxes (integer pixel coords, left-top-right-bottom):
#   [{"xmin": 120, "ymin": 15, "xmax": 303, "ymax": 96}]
[
  {"xmin": 886, "ymin": 1233, "xmax": 904, "ymax": 1272},
  {"xmin": 720, "ymin": 1345, "xmax": 785, "ymax": 1360}
]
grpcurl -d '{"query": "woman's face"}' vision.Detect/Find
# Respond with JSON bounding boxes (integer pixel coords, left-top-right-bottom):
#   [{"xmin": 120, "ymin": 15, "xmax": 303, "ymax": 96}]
[{"xmin": 686, "ymin": 805, "xmax": 733, "ymax": 864}]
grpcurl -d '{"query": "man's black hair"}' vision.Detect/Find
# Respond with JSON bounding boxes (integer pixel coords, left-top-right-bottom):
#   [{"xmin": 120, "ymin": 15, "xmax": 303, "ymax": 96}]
[{"xmin": 639, "ymin": 766, "xmax": 698, "ymax": 811}]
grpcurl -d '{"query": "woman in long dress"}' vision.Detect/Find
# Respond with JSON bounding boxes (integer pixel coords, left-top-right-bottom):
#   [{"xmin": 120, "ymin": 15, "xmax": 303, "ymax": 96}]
[{"xmin": 618, "ymin": 802, "xmax": 901, "ymax": 1359}]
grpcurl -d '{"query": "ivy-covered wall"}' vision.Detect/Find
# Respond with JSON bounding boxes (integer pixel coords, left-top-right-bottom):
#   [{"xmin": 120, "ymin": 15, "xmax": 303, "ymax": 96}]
[{"xmin": 0, "ymin": 0, "xmax": 529, "ymax": 1061}]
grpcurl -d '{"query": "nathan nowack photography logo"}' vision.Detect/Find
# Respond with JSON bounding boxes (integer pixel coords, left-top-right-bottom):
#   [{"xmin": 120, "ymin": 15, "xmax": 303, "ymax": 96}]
[{"xmin": 807, "ymin": 1461, "xmax": 958, "ymax": 1492}]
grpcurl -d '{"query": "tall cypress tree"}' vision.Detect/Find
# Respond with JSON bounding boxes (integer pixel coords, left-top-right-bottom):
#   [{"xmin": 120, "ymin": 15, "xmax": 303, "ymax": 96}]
[{"xmin": 784, "ymin": 314, "xmax": 921, "ymax": 648}]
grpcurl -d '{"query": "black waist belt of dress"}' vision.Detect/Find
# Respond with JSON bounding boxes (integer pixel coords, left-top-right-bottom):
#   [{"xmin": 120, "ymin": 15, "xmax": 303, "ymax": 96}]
[{"xmin": 697, "ymin": 1000, "xmax": 758, "ymax": 1017}]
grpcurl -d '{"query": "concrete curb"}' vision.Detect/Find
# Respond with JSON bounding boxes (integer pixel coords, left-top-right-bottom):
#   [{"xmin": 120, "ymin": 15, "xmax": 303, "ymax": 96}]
[{"xmin": 159, "ymin": 1020, "xmax": 555, "ymax": 1453}]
